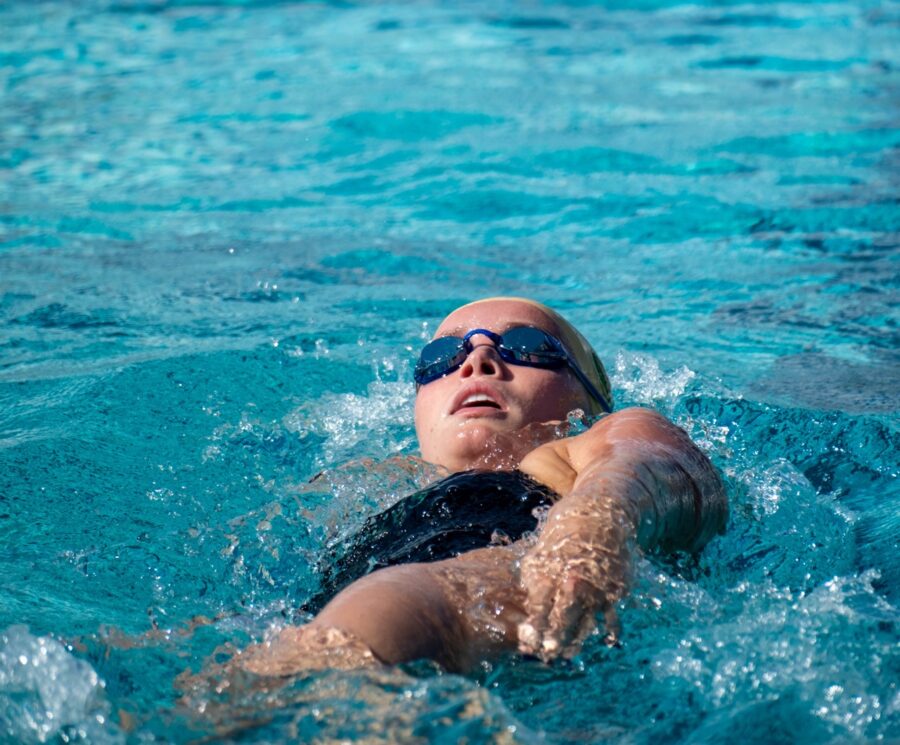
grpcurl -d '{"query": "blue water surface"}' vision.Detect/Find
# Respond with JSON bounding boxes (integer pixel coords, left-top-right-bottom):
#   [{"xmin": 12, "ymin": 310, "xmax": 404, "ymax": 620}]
[{"xmin": 1, "ymin": 0, "xmax": 898, "ymax": 742}]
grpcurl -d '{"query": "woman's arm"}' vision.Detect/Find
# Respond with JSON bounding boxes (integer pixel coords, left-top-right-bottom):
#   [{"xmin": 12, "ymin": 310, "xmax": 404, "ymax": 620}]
[{"xmin": 517, "ymin": 407, "xmax": 728, "ymax": 660}]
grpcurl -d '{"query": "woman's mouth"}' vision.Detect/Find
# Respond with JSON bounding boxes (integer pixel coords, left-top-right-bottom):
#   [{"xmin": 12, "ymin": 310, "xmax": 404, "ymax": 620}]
[
  {"xmin": 450, "ymin": 385, "xmax": 507, "ymax": 417},
  {"xmin": 458, "ymin": 394, "xmax": 502, "ymax": 410}
]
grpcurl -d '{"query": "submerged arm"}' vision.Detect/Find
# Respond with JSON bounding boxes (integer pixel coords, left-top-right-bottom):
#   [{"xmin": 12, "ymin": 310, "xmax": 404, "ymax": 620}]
[{"xmin": 517, "ymin": 407, "xmax": 727, "ymax": 659}]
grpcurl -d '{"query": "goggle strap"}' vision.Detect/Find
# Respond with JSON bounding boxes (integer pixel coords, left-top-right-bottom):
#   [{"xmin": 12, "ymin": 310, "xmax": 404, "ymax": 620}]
[{"xmin": 565, "ymin": 363, "xmax": 611, "ymax": 413}]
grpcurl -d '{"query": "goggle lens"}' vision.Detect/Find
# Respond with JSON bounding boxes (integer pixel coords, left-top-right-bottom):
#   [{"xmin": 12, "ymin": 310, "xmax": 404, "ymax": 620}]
[
  {"xmin": 414, "ymin": 335, "xmax": 469, "ymax": 384},
  {"xmin": 414, "ymin": 326, "xmax": 567, "ymax": 385},
  {"xmin": 498, "ymin": 326, "xmax": 564, "ymax": 366}
]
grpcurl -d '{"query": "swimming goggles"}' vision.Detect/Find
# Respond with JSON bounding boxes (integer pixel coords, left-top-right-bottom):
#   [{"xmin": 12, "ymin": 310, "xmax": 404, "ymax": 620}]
[{"xmin": 414, "ymin": 326, "xmax": 611, "ymax": 413}]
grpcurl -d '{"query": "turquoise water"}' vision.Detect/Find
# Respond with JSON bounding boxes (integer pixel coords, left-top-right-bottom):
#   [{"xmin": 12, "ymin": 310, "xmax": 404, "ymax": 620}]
[{"xmin": 1, "ymin": 0, "xmax": 898, "ymax": 741}]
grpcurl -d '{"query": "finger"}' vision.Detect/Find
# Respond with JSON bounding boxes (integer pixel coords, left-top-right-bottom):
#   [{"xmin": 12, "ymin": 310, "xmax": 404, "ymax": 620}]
[
  {"xmin": 517, "ymin": 560, "xmax": 556, "ymax": 654},
  {"xmin": 544, "ymin": 578, "xmax": 586, "ymax": 648},
  {"xmin": 517, "ymin": 622, "xmax": 539, "ymax": 653},
  {"xmin": 602, "ymin": 608, "xmax": 622, "ymax": 647},
  {"xmin": 546, "ymin": 576, "xmax": 598, "ymax": 659},
  {"xmin": 566, "ymin": 609, "xmax": 599, "ymax": 657},
  {"xmin": 518, "ymin": 584, "xmax": 555, "ymax": 655}
]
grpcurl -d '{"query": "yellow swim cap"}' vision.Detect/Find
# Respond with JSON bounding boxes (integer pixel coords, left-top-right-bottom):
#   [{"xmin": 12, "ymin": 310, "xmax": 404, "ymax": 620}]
[{"xmin": 454, "ymin": 297, "xmax": 613, "ymax": 415}]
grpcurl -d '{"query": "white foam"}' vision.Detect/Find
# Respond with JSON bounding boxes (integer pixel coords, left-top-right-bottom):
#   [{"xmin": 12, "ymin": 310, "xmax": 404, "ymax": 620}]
[
  {"xmin": 283, "ymin": 363, "xmax": 416, "ymax": 469},
  {"xmin": 0, "ymin": 626, "xmax": 121, "ymax": 744},
  {"xmin": 612, "ymin": 352, "xmax": 696, "ymax": 405},
  {"xmin": 744, "ymin": 458, "xmax": 812, "ymax": 517},
  {"xmin": 649, "ymin": 571, "xmax": 889, "ymax": 737}
]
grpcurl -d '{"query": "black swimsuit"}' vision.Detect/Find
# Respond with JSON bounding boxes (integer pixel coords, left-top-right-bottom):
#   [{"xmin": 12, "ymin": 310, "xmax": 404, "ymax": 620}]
[{"xmin": 307, "ymin": 470, "xmax": 558, "ymax": 612}]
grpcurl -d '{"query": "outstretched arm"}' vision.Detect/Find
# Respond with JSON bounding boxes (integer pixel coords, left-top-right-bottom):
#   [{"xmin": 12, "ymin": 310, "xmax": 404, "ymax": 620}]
[{"xmin": 517, "ymin": 406, "xmax": 728, "ymax": 660}]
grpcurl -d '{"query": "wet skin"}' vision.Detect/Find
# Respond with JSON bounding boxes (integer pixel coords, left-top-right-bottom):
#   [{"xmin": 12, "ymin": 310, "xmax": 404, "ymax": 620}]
[
  {"xmin": 238, "ymin": 299, "xmax": 728, "ymax": 673},
  {"xmin": 413, "ymin": 299, "xmax": 592, "ymax": 474}
]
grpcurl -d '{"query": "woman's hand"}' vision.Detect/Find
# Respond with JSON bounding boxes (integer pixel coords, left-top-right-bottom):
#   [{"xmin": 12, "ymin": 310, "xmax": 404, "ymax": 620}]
[
  {"xmin": 517, "ymin": 498, "xmax": 632, "ymax": 661},
  {"xmin": 515, "ymin": 408, "xmax": 729, "ymax": 662}
]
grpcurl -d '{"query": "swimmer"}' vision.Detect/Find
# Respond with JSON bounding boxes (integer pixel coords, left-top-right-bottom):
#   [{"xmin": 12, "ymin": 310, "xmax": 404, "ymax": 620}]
[{"xmin": 237, "ymin": 297, "xmax": 728, "ymax": 674}]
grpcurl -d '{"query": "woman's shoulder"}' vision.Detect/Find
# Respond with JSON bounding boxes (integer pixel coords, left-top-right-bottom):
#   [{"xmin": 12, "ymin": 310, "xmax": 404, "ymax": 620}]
[
  {"xmin": 517, "ymin": 407, "xmax": 674, "ymax": 497},
  {"xmin": 518, "ymin": 436, "xmax": 579, "ymax": 499}
]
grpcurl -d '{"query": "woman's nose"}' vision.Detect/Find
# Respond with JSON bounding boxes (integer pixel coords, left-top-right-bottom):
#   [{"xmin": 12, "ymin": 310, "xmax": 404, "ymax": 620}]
[{"xmin": 459, "ymin": 342, "xmax": 502, "ymax": 378}]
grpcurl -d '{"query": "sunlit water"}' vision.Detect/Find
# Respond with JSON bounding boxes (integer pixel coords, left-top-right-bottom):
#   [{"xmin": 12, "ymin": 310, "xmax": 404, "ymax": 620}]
[{"xmin": 1, "ymin": 0, "xmax": 898, "ymax": 742}]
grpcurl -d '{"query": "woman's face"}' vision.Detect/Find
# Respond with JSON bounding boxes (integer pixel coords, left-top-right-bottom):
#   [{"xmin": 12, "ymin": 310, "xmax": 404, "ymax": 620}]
[{"xmin": 414, "ymin": 299, "xmax": 591, "ymax": 472}]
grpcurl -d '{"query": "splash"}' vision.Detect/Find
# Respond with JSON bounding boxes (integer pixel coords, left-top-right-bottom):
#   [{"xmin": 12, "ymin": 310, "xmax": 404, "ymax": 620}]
[
  {"xmin": 0, "ymin": 626, "xmax": 121, "ymax": 744},
  {"xmin": 648, "ymin": 571, "xmax": 892, "ymax": 740},
  {"xmin": 283, "ymin": 360, "xmax": 417, "ymax": 469},
  {"xmin": 613, "ymin": 352, "xmax": 696, "ymax": 408},
  {"xmin": 745, "ymin": 458, "xmax": 812, "ymax": 517},
  {"xmin": 178, "ymin": 662, "xmax": 529, "ymax": 743}
]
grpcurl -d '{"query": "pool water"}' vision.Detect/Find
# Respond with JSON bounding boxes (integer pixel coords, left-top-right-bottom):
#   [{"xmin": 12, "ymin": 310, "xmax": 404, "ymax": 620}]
[{"xmin": 1, "ymin": 0, "xmax": 897, "ymax": 742}]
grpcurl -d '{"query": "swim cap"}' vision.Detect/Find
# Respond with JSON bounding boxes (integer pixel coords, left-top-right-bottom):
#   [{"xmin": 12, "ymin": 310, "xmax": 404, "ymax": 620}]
[{"xmin": 454, "ymin": 297, "xmax": 613, "ymax": 415}]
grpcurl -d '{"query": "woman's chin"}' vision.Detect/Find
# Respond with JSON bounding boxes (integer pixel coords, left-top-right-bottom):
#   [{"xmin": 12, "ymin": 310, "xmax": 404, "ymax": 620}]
[{"xmin": 445, "ymin": 421, "xmax": 529, "ymax": 471}]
